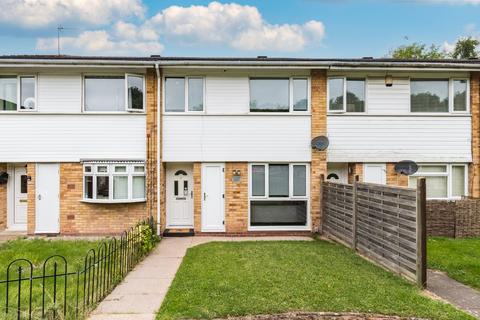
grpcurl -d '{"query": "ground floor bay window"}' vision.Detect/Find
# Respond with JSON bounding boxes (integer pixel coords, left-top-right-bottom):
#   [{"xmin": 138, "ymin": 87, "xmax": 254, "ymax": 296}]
[
  {"xmin": 249, "ymin": 163, "xmax": 309, "ymax": 230},
  {"xmin": 408, "ymin": 164, "xmax": 467, "ymax": 199}
]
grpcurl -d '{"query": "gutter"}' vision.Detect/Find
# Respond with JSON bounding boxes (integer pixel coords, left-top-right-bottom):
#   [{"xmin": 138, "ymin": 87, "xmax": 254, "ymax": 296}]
[{"xmin": 155, "ymin": 63, "xmax": 161, "ymax": 236}]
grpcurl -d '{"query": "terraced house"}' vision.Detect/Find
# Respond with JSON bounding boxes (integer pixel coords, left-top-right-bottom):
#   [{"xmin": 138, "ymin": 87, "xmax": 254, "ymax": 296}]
[{"xmin": 0, "ymin": 55, "xmax": 477, "ymax": 236}]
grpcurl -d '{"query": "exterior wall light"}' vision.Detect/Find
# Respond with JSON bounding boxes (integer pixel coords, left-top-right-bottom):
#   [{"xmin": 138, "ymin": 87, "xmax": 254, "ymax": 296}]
[{"xmin": 385, "ymin": 75, "xmax": 393, "ymax": 87}]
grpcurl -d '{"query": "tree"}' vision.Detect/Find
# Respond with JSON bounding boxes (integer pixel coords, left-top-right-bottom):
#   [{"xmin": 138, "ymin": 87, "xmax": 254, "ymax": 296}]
[
  {"xmin": 390, "ymin": 42, "xmax": 447, "ymax": 59},
  {"xmin": 451, "ymin": 37, "xmax": 479, "ymax": 59}
]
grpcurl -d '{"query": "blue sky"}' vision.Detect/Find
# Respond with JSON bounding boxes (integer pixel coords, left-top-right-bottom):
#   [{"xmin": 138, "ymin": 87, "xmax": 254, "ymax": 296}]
[{"xmin": 0, "ymin": 0, "xmax": 479, "ymax": 57}]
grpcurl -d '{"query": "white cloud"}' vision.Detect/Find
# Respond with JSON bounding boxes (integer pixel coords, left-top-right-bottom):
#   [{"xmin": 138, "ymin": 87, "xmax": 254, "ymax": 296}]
[
  {"xmin": 0, "ymin": 0, "xmax": 145, "ymax": 28},
  {"xmin": 147, "ymin": 1, "xmax": 325, "ymax": 51},
  {"xmin": 442, "ymin": 41, "xmax": 455, "ymax": 53}
]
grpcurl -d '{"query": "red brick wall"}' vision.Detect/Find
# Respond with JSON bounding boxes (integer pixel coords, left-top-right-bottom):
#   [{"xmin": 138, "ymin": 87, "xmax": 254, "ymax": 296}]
[
  {"xmin": 470, "ymin": 72, "xmax": 480, "ymax": 198},
  {"xmin": 225, "ymin": 163, "xmax": 248, "ymax": 233}
]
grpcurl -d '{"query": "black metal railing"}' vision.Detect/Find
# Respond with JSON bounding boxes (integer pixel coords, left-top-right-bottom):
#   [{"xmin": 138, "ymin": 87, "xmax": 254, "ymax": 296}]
[{"xmin": 0, "ymin": 217, "xmax": 158, "ymax": 320}]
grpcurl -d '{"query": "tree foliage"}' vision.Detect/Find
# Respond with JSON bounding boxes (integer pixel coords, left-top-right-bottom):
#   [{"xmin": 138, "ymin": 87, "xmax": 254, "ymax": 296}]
[
  {"xmin": 390, "ymin": 42, "xmax": 447, "ymax": 59},
  {"xmin": 451, "ymin": 37, "xmax": 479, "ymax": 59}
]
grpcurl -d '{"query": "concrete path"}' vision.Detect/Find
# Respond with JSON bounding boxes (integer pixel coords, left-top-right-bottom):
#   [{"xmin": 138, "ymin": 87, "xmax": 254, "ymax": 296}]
[
  {"xmin": 0, "ymin": 230, "xmax": 26, "ymax": 244},
  {"xmin": 88, "ymin": 236, "xmax": 312, "ymax": 320},
  {"xmin": 427, "ymin": 270, "xmax": 480, "ymax": 318}
]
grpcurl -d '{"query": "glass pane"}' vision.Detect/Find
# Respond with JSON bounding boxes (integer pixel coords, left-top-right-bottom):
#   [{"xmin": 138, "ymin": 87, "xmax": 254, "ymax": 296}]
[
  {"xmin": 346, "ymin": 79, "xmax": 365, "ymax": 112},
  {"xmin": 165, "ymin": 77, "xmax": 185, "ymax": 112},
  {"xmin": 20, "ymin": 175, "xmax": 28, "ymax": 194},
  {"xmin": 417, "ymin": 165, "xmax": 447, "ymax": 173},
  {"xmin": 453, "ymin": 80, "xmax": 467, "ymax": 112},
  {"xmin": 85, "ymin": 76, "xmax": 125, "ymax": 111},
  {"xmin": 174, "ymin": 180, "xmax": 178, "ymax": 196},
  {"xmin": 188, "ymin": 78, "xmax": 204, "ymax": 111},
  {"xmin": 0, "ymin": 76, "xmax": 17, "ymax": 111},
  {"xmin": 293, "ymin": 78, "xmax": 308, "ymax": 111},
  {"xmin": 410, "ymin": 176, "xmax": 447, "ymax": 198},
  {"xmin": 250, "ymin": 79, "xmax": 289, "ymax": 112},
  {"xmin": 84, "ymin": 176, "xmax": 93, "ymax": 199},
  {"xmin": 411, "ymin": 80, "xmax": 449, "ymax": 112},
  {"xmin": 96, "ymin": 176, "xmax": 109, "ymax": 199},
  {"xmin": 115, "ymin": 166, "xmax": 127, "ymax": 173},
  {"xmin": 328, "ymin": 78, "xmax": 344, "ymax": 111},
  {"xmin": 127, "ymin": 75, "xmax": 144, "ymax": 110},
  {"xmin": 250, "ymin": 200, "xmax": 307, "ymax": 226},
  {"xmin": 252, "ymin": 165, "xmax": 265, "ymax": 196},
  {"xmin": 134, "ymin": 166, "xmax": 145, "ymax": 173},
  {"xmin": 113, "ymin": 176, "xmax": 128, "ymax": 199},
  {"xmin": 84, "ymin": 166, "xmax": 92, "ymax": 173},
  {"xmin": 452, "ymin": 166, "xmax": 465, "ymax": 197},
  {"xmin": 97, "ymin": 166, "xmax": 108, "ymax": 173},
  {"xmin": 20, "ymin": 77, "xmax": 35, "ymax": 110},
  {"xmin": 269, "ymin": 164, "xmax": 289, "ymax": 197},
  {"xmin": 133, "ymin": 176, "xmax": 146, "ymax": 199},
  {"xmin": 293, "ymin": 165, "xmax": 306, "ymax": 196}
]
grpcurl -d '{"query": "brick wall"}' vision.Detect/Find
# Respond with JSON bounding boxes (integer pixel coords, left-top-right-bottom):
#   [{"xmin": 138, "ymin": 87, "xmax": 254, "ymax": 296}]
[
  {"xmin": 470, "ymin": 72, "xmax": 480, "ymax": 198},
  {"xmin": 26, "ymin": 163, "xmax": 35, "ymax": 234},
  {"xmin": 347, "ymin": 163, "xmax": 363, "ymax": 184},
  {"xmin": 0, "ymin": 163, "xmax": 6, "ymax": 231},
  {"xmin": 311, "ymin": 70, "xmax": 328, "ymax": 233},
  {"xmin": 386, "ymin": 163, "xmax": 408, "ymax": 187},
  {"xmin": 427, "ymin": 199, "xmax": 480, "ymax": 238},
  {"xmin": 193, "ymin": 162, "xmax": 202, "ymax": 232},
  {"xmin": 225, "ymin": 163, "xmax": 248, "ymax": 233}
]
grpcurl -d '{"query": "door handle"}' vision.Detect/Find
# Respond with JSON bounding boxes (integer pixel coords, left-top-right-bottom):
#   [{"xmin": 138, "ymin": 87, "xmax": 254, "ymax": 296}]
[
  {"xmin": 191, "ymin": 191, "xmax": 193, "ymax": 199},
  {"xmin": 37, "ymin": 194, "xmax": 42, "ymax": 200},
  {"xmin": 203, "ymin": 193, "xmax": 206, "ymax": 201}
]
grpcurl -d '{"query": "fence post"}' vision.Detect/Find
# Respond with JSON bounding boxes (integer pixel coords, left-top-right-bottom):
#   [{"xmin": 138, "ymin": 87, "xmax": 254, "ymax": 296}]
[
  {"xmin": 319, "ymin": 174, "xmax": 324, "ymax": 234},
  {"xmin": 352, "ymin": 175, "xmax": 359, "ymax": 250},
  {"xmin": 416, "ymin": 178, "xmax": 427, "ymax": 288}
]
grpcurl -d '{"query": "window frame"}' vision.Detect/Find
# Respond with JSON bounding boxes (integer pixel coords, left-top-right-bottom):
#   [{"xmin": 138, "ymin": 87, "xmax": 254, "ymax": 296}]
[
  {"xmin": 163, "ymin": 76, "xmax": 206, "ymax": 114},
  {"xmin": 0, "ymin": 74, "xmax": 37, "ymax": 112},
  {"xmin": 409, "ymin": 78, "xmax": 470, "ymax": 114},
  {"xmin": 248, "ymin": 163, "xmax": 310, "ymax": 231},
  {"xmin": 409, "ymin": 163, "xmax": 468, "ymax": 200},
  {"xmin": 82, "ymin": 162, "xmax": 146, "ymax": 203},
  {"xmin": 82, "ymin": 73, "xmax": 146, "ymax": 113},
  {"xmin": 248, "ymin": 77, "xmax": 311, "ymax": 113},
  {"xmin": 327, "ymin": 76, "xmax": 367, "ymax": 113}
]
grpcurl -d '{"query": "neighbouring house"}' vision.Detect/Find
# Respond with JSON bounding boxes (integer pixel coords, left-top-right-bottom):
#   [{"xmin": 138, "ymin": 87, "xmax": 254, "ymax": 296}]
[{"xmin": 0, "ymin": 55, "xmax": 478, "ymax": 236}]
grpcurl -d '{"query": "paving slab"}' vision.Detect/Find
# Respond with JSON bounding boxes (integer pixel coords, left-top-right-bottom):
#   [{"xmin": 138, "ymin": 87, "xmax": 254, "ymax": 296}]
[
  {"xmin": 427, "ymin": 270, "xmax": 480, "ymax": 318},
  {"xmin": 89, "ymin": 235, "xmax": 312, "ymax": 320}
]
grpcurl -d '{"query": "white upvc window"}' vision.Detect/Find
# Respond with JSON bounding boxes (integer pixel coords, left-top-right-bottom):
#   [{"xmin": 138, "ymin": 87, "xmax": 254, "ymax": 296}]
[
  {"xmin": 410, "ymin": 78, "xmax": 469, "ymax": 113},
  {"xmin": 0, "ymin": 75, "xmax": 37, "ymax": 112},
  {"xmin": 408, "ymin": 164, "xmax": 468, "ymax": 199},
  {"xmin": 249, "ymin": 163, "xmax": 309, "ymax": 229},
  {"xmin": 83, "ymin": 74, "xmax": 145, "ymax": 112},
  {"xmin": 164, "ymin": 76, "xmax": 205, "ymax": 113},
  {"xmin": 83, "ymin": 162, "xmax": 146, "ymax": 203},
  {"xmin": 249, "ymin": 77, "xmax": 310, "ymax": 113},
  {"xmin": 327, "ymin": 77, "xmax": 366, "ymax": 113}
]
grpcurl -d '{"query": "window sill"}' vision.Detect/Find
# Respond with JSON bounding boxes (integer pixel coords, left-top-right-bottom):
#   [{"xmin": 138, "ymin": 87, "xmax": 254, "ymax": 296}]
[
  {"xmin": 80, "ymin": 199, "xmax": 146, "ymax": 204},
  {"xmin": 248, "ymin": 225, "xmax": 311, "ymax": 232}
]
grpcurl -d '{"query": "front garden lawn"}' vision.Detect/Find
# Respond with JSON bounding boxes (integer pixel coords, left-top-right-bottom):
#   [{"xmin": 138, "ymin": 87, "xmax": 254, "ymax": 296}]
[
  {"xmin": 428, "ymin": 237, "xmax": 480, "ymax": 290},
  {"xmin": 157, "ymin": 240, "xmax": 473, "ymax": 320}
]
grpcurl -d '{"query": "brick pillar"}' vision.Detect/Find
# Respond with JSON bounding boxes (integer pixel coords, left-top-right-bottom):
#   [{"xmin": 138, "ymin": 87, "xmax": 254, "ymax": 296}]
[
  {"xmin": 470, "ymin": 72, "xmax": 480, "ymax": 198},
  {"xmin": 193, "ymin": 162, "xmax": 202, "ymax": 232},
  {"xmin": 386, "ymin": 163, "xmax": 408, "ymax": 187},
  {"xmin": 311, "ymin": 70, "xmax": 328, "ymax": 233},
  {"xmin": 225, "ymin": 163, "xmax": 248, "ymax": 233},
  {"xmin": 26, "ymin": 163, "xmax": 35, "ymax": 235},
  {"xmin": 0, "ymin": 163, "xmax": 6, "ymax": 231},
  {"xmin": 348, "ymin": 163, "xmax": 363, "ymax": 184}
]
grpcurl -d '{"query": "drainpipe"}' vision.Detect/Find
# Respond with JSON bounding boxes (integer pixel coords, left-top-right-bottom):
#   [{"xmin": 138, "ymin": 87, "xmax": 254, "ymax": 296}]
[{"xmin": 155, "ymin": 63, "xmax": 161, "ymax": 236}]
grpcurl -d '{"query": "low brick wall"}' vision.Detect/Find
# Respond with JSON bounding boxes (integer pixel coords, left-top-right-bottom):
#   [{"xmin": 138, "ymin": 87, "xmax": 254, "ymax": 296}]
[{"xmin": 427, "ymin": 199, "xmax": 480, "ymax": 238}]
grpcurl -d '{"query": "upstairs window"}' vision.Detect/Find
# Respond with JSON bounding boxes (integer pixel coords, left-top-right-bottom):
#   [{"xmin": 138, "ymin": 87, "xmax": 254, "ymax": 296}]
[
  {"xmin": 250, "ymin": 77, "xmax": 309, "ymax": 112},
  {"xmin": 84, "ymin": 74, "xmax": 145, "ymax": 112},
  {"xmin": 0, "ymin": 75, "xmax": 36, "ymax": 111},
  {"xmin": 410, "ymin": 79, "xmax": 468, "ymax": 113},
  {"xmin": 165, "ymin": 77, "xmax": 204, "ymax": 112},
  {"xmin": 328, "ymin": 77, "xmax": 365, "ymax": 113}
]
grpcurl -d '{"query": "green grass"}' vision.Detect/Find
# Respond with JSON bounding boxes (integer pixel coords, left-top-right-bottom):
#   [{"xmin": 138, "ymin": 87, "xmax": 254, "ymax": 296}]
[
  {"xmin": 428, "ymin": 237, "xmax": 480, "ymax": 290},
  {"xmin": 157, "ymin": 240, "xmax": 473, "ymax": 320},
  {"xmin": 0, "ymin": 238, "xmax": 101, "ymax": 319}
]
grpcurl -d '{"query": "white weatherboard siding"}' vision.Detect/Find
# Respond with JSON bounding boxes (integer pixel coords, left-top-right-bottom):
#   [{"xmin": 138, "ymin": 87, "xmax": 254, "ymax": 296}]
[
  {"xmin": 0, "ymin": 114, "xmax": 146, "ymax": 162},
  {"xmin": 366, "ymin": 78, "xmax": 410, "ymax": 114},
  {"xmin": 163, "ymin": 115, "xmax": 311, "ymax": 162},
  {"xmin": 37, "ymin": 75, "xmax": 82, "ymax": 113},
  {"xmin": 327, "ymin": 115, "xmax": 471, "ymax": 163},
  {"xmin": 205, "ymin": 77, "xmax": 249, "ymax": 114}
]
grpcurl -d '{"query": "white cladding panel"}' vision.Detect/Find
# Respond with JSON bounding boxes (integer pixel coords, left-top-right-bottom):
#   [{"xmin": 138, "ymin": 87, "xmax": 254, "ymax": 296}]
[
  {"xmin": 327, "ymin": 115, "xmax": 471, "ymax": 163},
  {"xmin": 37, "ymin": 75, "xmax": 82, "ymax": 113},
  {"xmin": 0, "ymin": 114, "xmax": 146, "ymax": 162},
  {"xmin": 366, "ymin": 78, "xmax": 410, "ymax": 114},
  {"xmin": 163, "ymin": 115, "xmax": 311, "ymax": 162},
  {"xmin": 205, "ymin": 77, "xmax": 249, "ymax": 114}
]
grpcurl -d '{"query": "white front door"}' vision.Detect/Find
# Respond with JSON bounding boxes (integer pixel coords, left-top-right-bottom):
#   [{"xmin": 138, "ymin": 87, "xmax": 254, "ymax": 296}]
[
  {"xmin": 36, "ymin": 163, "xmax": 60, "ymax": 234},
  {"xmin": 13, "ymin": 166, "xmax": 28, "ymax": 226},
  {"xmin": 201, "ymin": 163, "xmax": 225, "ymax": 232},
  {"xmin": 166, "ymin": 164, "xmax": 194, "ymax": 227},
  {"xmin": 363, "ymin": 163, "xmax": 387, "ymax": 184}
]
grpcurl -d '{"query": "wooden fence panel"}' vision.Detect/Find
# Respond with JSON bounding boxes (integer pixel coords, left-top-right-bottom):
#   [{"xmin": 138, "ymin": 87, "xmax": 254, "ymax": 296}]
[{"xmin": 321, "ymin": 179, "xmax": 426, "ymax": 287}]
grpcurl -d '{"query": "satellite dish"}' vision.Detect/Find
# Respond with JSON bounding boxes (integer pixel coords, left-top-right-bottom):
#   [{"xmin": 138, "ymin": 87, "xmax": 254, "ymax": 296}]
[
  {"xmin": 0, "ymin": 172, "xmax": 8, "ymax": 185},
  {"xmin": 311, "ymin": 136, "xmax": 329, "ymax": 151},
  {"xmin": 394, "ymin": 160, "xmax": 418, "ymax": 176}
]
